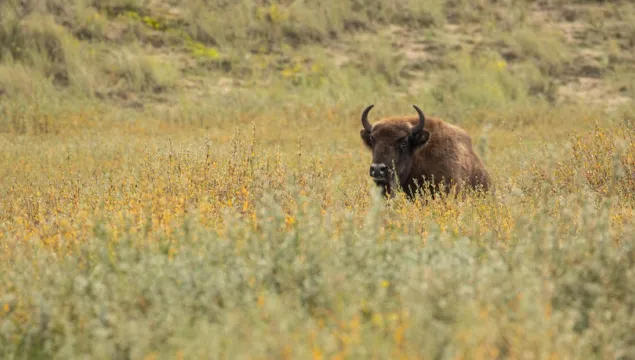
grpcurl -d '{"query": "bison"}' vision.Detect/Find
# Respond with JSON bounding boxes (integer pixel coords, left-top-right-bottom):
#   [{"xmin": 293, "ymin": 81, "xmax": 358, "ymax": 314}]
[{"xmin": 359, "ymin": 104, "xmax": 491, "ymax": 199}]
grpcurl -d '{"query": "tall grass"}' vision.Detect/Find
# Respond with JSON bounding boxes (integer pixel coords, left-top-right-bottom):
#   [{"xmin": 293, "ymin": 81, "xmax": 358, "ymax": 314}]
[{"xmin": 0, "ymin": 109, "xmax": 633, "ymax": 358}]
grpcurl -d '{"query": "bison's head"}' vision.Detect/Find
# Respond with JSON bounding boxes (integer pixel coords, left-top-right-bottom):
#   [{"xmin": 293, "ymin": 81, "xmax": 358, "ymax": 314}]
[{"xmin": 359, "ymin": 105, "xmax": 430, "ymax": 196}]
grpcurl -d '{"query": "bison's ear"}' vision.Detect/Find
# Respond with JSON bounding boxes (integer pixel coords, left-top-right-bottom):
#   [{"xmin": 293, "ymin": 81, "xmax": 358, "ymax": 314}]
[
  {"xmin": 360, "ymin": 130, "xmax": 373, "ymax": 149},
  {"xmin": 409, "ymin": 129, "xmax": 430, "ymax": 149}
]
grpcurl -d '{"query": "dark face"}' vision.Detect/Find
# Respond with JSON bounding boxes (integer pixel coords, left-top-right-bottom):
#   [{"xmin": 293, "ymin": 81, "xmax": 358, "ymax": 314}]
[{"xmin": 360, "ymin": 123, "xmax": 430, "ymax": 196}]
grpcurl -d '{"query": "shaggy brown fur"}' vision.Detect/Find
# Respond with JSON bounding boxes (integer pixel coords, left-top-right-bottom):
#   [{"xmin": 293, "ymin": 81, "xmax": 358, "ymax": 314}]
[{"xmin": 360, "ymin": 104, "xmax": 491, "ymax": 199}]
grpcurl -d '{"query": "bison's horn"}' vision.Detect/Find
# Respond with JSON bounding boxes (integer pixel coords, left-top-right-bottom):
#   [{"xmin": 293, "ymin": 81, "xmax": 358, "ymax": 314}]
[
  {"xmin": 411, "ymin": 105, "xmax": 426, "ymax": 134},
  {"xmin": 361, "ymin": 104, "xmax": 374, "ymax": 132}
]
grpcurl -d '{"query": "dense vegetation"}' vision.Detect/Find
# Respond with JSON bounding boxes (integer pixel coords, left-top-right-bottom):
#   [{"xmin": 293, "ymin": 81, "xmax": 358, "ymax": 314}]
[{"xmin": 1, "ymin": 0, "xmax": 634, "ymax": 358}]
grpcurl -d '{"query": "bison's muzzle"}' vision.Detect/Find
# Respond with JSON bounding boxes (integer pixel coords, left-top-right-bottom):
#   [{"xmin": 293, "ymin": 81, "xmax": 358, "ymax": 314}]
[{"xmin": 369, "ymin": 163, "xmax": 389, "ymax": 184}]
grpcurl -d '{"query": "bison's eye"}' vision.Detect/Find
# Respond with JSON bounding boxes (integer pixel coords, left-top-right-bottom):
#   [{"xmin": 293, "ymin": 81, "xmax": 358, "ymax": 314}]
[
  {"xmin": 369, "ymin": 136, "xmax": 375, "ymax": 147},
  {"xmin": 398, "ymin": 138, "xmax": 408, "ymax": 152}
]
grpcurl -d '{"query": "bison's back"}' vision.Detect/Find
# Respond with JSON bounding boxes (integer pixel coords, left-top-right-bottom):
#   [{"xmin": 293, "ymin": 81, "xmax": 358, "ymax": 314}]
[{"xmin": 414, "ymin": 117, "xmax": 491, "ymax": 192}]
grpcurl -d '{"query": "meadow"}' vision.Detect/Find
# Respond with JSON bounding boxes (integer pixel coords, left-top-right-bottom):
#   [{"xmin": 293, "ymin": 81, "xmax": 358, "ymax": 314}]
[{"xmin": 0, "ymin": 0, "xmax": 634, "ymax": 358}]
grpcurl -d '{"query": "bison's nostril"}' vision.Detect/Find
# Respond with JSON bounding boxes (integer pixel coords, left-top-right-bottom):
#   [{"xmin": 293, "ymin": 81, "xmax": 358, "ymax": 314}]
[{"xmin": 370, "ymin": 163, "xmax": 388, "ymax": 178}]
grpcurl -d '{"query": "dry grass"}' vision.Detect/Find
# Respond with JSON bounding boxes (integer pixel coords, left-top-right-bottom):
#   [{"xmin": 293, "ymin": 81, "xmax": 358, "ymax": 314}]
[
  {"xmin": 1, "ymin": 0, "xmax": 635, "ymax": 358},
  {"xmin": 1, "ymin": 102, "xmax": 633, "ymax": 358}
]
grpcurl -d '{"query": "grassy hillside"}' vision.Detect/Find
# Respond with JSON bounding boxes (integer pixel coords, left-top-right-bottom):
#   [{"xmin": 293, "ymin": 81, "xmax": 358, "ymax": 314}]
[{"xmin": 1, "ymin": 0, "xmax": 634, "ymax": 358}]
